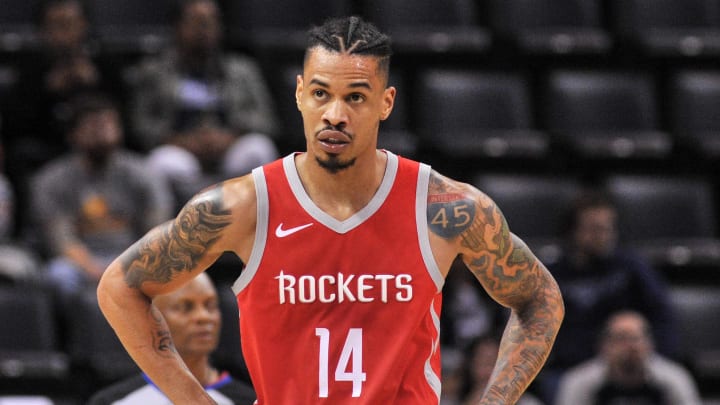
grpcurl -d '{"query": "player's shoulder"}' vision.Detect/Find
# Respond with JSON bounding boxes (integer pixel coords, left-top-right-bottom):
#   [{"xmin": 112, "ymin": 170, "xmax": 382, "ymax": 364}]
[
  {"xmin": 187, "ymin": 173, "xmax": 258, "ymax": 213},
  {"xmin": 426, "ymin": 168, "xmax": 492, "ymax": 206}
]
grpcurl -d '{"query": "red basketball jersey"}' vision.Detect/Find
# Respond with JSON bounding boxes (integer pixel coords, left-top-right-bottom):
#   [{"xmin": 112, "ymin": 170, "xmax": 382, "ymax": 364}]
[{"xmin": 232, "ymin": 152, "xmax": 444, "ymax": 404}]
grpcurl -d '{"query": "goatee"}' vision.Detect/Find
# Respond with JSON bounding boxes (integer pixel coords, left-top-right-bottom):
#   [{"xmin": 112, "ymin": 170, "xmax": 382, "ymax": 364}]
[{"xmin": 316, "ymin": 155, "xmax": 356, "ymax": 174}]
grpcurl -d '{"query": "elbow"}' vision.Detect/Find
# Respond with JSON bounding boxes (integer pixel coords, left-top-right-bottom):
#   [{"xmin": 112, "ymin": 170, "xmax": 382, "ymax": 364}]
[
  {"xmin": 547, "ymin": 276, "xmax": 565, "ymax": 340},
  {"xmin": 96, "ymin": 264, "xmax": 118, "ymax": 316},
  {"xmin": 96, "ymin": 262, "xmax": 140, "ymax": 317}
]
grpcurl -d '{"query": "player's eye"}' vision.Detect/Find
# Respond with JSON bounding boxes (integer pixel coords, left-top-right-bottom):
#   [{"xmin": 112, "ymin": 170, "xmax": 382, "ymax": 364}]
[{"xmin": 348, "ymin": 93, "xmax": 365, "ymax": 103}]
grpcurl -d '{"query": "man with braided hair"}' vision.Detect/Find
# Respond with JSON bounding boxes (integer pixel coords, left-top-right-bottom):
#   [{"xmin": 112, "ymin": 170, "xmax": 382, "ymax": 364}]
[{"xmin": 97, "ymin": 16, "xmax": 564, "ymax": 404}]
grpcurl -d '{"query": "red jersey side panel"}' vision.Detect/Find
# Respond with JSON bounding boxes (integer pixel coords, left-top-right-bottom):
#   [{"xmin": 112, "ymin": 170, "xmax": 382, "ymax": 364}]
[{"xmin": 233, "ymin": 152, "xmax": 444, "ymax": 404}]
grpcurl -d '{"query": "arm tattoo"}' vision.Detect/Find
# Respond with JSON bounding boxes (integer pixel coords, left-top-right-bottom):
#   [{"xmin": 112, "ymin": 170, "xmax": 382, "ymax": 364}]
[
  {"xmin": 429, "ymin": 172, "xmax": 563, "ymax": 403},
  {"xmin": 149, "ymin": 305, "xmax": 176, "ymax": 358},
  {"xmin": 121, "ymin": 185, "xmax": 232, "ymax": 288},
  {"xmin": 427, "ymin": 176, "xmax": 476, "ymax": 239}
]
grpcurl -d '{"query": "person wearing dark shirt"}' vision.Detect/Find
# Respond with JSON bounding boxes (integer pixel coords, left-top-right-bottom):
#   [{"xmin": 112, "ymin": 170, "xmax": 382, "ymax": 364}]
[
  {"xmin": 4, "ymin": 0, "xmax": 119, "ymax": 234},
  {"xmin": 538, "ymin": 190, "xmax": 677, "ymax": 404}
]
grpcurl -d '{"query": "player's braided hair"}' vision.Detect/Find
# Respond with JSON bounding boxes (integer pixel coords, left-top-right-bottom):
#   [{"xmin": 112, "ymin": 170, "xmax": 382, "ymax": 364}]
[{"xmin": 305, "ymin": 16, "xmax": 392, "ymax": 78}]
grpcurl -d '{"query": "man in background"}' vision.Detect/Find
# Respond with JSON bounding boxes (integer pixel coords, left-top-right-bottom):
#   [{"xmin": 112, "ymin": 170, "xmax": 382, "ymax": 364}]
[
  {"xmin": 555, "ymin": 310, "xmax": 700, "ymax": 405},
  {"xmin": 89, "ymin": 272, "xmax": 255, "ymax": 404}
]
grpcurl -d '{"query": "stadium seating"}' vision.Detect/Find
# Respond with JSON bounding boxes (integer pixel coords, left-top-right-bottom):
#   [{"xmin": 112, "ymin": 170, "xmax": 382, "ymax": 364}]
[
  {"xmin": 668, "ymin": 69, "xmax": 720, "ymax": 161},
  {"xmin": 414, "ymin": 68, "xmax": 550, "ymax": 173},
  {"xmin": 360, "ymin": 0, "xmax": 492, "ymax": 55},
  {"xmin": 0, "ymin": 0, "xmax": 36, "ymax": 53},
  {"xmin": 609, "ymin": 0, "xmax": 720, "ymax": 57},
  {"xmin": 487, "ymin": 0, "xmax": 612, "ymax": 56},
  {"xmin": 63, "ymin": 289, "xmax": 139, "ymax": 394},
  {"xmin": 604, "ymin": 174, "xmax": 720, "ymax": 279},
  {"xmin": 540, "ymin": 69, "xmax": 672, "ymax": 165},
  {"xmin": 221, "ymin": 0, "xmax": 351, "ymax": 53},
  {"xmin": 90, "ymin": 0, "xmax": 175, "ymax": 55},
  {"xmin": 0, "ymin": 283, "xmax": 70, "ymax": 396},
  {"xmin": 670, "ymin": 285, "xmax": 720, "ymax": 396}
]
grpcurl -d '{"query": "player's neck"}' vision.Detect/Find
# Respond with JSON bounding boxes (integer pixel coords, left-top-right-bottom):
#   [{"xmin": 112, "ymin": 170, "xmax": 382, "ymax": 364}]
[{"xmin": 296, "ymin": 150, "xmax": 387, "ymax": 220}]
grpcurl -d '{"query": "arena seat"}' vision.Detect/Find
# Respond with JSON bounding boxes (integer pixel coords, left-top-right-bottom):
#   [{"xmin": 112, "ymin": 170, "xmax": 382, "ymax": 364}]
[
  {"xmin": 0, "ymin": 0, "xmax": 36, "ymax": 53},
  {"xmin": 63, "ymin": 289, "xmax": 138, "ymax": 391},
  {"xmin": 221, "ymin": 0, "xmax": 351, "ymax": 53},
  {"xmin": 669, "ymin": 285, "xmax": 720, "ymax": 395},
  {"xmin": 609, "ymin": 0, "xmax": 720, "ymax": 57},
  {"xmin": 360, "ymin": 0, "xmax": 492, "ymax": 55},
  {"xmin": 487, "ymin": 0, "xmax": 612, "ymax": 55},
  {"xmin": 668, "ymin": 69, "xmax": 720, "ymax": 161},
  {"xmin": 604, "ymin": 174, "xmax": 720, "ymax": 276},
  {"xmin": 415, "ymin": 68, "xmax": 549, "ymax": 168},
  {"xmin": 541, "ymin": 69, "xmax": 672, "ymax": 162},
  {"xmin": 90, "ymin": 0, "xmax": 175, "ymax": 55},
  {"xmin": 0, "ymin": 283, "xmax": 70, "ymax": 395}
]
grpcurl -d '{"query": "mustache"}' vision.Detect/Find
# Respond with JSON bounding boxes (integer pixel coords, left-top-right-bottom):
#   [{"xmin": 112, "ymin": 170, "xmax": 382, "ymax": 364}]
[{"xmin": 316, "ymin": 125, "xmax": 352, "ymax": 138}]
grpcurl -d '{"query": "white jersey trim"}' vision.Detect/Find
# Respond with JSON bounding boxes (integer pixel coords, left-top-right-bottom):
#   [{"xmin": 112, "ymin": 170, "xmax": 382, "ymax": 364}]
[
  {"xmin": 283, "ymin": 152, "xmax": 399, "ymax": 234},
  {"xmin": 232, "ymin": 167, "xmax": 269, "ymax": 295},
  {"xmin": 424, "ymin": 297, "xmax": 442, "ymax": 403},
  {"xmin": 416, "ymin": 163, "xmax": 444, "ymax": 292}
]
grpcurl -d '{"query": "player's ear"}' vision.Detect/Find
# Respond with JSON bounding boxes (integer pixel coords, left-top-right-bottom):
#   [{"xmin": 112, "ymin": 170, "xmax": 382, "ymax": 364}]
[
  {"xmin": 295, "ymin": 75, "xmax": 303, "ymax": 111},
  {"xmin": 380, "ymin": 86, "xmax": 396, "ymax": 121}
]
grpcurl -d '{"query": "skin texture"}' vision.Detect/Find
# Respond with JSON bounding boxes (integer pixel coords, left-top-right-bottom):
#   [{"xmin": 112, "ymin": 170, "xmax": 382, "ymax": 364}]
[{"xmin": 97, "ymin": 44, "xmax": 563, "ymax": 404}]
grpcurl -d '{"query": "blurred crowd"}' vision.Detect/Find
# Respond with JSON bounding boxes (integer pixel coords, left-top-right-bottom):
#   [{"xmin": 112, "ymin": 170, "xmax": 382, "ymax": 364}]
[{"xmin": 1, "ymin": 0, "xmax": 720, "ymax": 404}]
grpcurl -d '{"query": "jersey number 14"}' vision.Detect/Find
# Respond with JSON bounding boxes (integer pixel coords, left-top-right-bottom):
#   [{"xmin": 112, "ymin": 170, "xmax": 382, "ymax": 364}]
[{"xmin": 316, "ymin": 327, "xmax": 367, "ymax": 398}]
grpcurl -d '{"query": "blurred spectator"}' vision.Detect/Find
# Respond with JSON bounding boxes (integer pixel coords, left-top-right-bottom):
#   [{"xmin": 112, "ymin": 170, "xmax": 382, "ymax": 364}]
[
  {"xmin": 440, "ymin": 342, "xmax": 470, "ymax": 405},
  {"xmin": 0, "ymin": 140, "xmax": 41, "ymax": 283},
  {"xmin": 555, "ymin": 310, "xmax": 701, "ymax": 405},
  {"xmin": 5, "ymin": 0, "xmax": 118, "ymax": 177},
  {"xmin": 29, "ymin": 93, "xmax": 173, "ymax": 299},
  {"xmin": 538, "ymin": 190, "xmax": 678, "ymax": 403},
  {"xmin": 459, "ymin": 333, "xmax": 545, "ymax": 405},
  {"xmin": 88, "ymin": 273, "xmax": 255, "ymax": 404},
  {"xmin": 125, "ymin": 0, "xmax": 279, "ymax": 201}
]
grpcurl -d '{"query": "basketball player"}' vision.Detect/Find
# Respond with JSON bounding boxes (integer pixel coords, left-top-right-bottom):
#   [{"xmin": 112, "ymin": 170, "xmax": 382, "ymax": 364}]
[{"xmin": 97, "ymin": 16, "xmax": 564, "ymax": 404}]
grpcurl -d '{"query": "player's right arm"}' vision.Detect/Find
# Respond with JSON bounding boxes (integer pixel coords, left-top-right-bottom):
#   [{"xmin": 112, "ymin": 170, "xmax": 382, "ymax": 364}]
[{"xmin": 97, "ymin": 175, "xmax": 256, "ymax": 404}]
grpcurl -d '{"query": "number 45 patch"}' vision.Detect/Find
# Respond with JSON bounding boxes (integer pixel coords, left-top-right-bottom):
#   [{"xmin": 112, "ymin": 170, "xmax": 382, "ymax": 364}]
[{"xmin": 427, "ymin": 196, "xmax": 476, "ymax": 238}]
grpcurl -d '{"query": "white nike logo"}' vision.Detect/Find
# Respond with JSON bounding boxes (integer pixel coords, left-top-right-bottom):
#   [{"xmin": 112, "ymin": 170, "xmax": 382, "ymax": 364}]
[{"xmin": 275, "ymin": 222, "xmax": 314, "ymax": 237}]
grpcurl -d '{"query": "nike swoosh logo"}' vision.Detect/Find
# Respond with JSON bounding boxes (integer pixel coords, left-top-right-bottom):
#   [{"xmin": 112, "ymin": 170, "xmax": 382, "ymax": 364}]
[{"xmin": 275, "ymin": 222, "xmax": 314, "ymax": 237}]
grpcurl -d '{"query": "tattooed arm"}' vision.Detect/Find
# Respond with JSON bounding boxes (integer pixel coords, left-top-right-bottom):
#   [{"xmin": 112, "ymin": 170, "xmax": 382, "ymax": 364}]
[
  {"xmin": 97, "ymin": 180, "xmax": 254, "ymax": 404},
  {"xmin": 427, "ymin": 171, "xmax": 564, "ymax": 405}
]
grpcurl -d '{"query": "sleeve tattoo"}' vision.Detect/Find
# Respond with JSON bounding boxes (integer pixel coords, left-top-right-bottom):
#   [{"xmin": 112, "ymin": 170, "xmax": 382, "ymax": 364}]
[
  {"xmin": 149, "ymin": 305, "xmax": 176, "ymax": 358},
  {"xmin": 427, "ymin": 172, "xmax": 536, "ymax": 301},
  {"xmin": 120, "ymin": 185, "xmax": 233, "ymax": 289},
  {"xmin": 427, "ymin": 172, "xmax": 562, "ymax": 402}
]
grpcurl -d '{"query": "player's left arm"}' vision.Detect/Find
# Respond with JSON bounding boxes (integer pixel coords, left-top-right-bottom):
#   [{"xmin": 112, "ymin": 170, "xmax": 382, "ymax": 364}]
[{"xmin": 427, "ymin": 171, "xmax": 564, "ymax": 404}]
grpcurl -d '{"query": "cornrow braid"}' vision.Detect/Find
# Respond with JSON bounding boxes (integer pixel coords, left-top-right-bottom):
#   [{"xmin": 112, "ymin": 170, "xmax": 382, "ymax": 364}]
[{"xmin": 305, "ymin": 16, "xmax": 392, "ymax": 78}]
